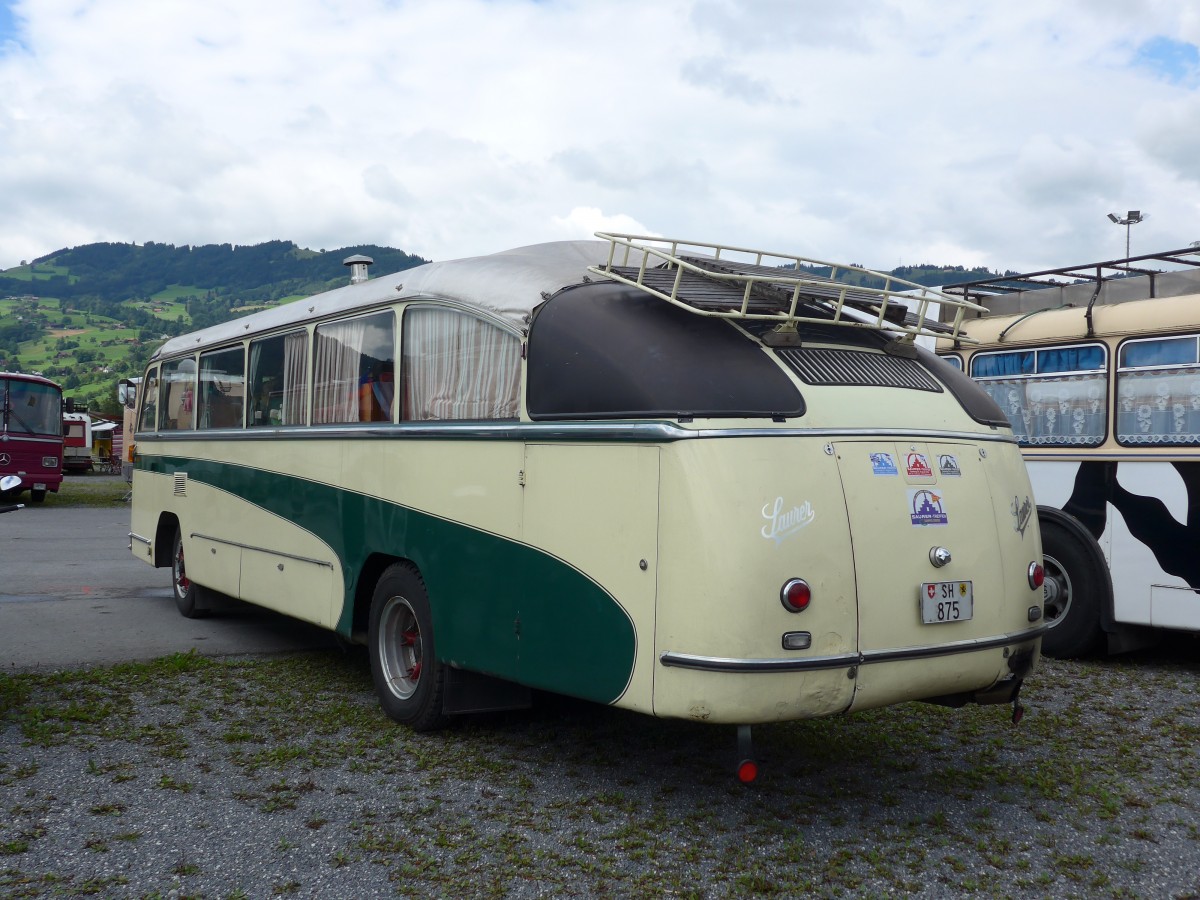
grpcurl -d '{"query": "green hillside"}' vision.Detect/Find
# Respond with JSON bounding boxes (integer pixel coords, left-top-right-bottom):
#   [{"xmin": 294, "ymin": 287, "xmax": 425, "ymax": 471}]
[{"xmin": 0, "ymin": 240, "xmax": 428, "ymax": 414}]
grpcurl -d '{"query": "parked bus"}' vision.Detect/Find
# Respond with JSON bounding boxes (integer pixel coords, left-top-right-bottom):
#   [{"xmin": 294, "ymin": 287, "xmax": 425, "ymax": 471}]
[
  {"xmin": 62, "ymin": 410, "xmax": 93, "ymax": 472},
  {"xmin": 129, "ymin": 236, "xmax": 1046, "ymax": 778},
  {"xmin": 0, "ymin": 372, "xmax": 64, "ymax": 503},
  {"xmin": 938, "ymin": 247, "xmax": 1200, "ymax": 657}
]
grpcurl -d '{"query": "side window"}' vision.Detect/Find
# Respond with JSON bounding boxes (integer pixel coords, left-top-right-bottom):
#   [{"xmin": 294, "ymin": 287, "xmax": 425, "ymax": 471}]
[
  {"xmin": 197, "ymin": 346, "xmax": 245, "ymax": 429},
  {"xmin": 160, "ymin": 358, "xmax": 196, "ymax": 431},
  {"xmin": 313, "ymin": 312, "xmax": 394, "ymax": 425},
  {"xmin": 971, "ymin": 344, "xmax": 1107, "ymax": 446},
  {"xmin": 248, "ymin": 330, "xmax": 309, "ymax": 427},
  {"xmin": 402, "ymin": 307, "xmax": 520, "ymax": 421},
  {"xmin": 137, "ymin": 368, "xmax": 159, "ymax": 432},
  {"xmin": 1116, "ymin": 335, "xmax": 1200, "ymax": 445}
]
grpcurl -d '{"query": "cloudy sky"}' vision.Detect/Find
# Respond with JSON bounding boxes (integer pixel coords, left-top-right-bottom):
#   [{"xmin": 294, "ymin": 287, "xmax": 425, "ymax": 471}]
[{"xmin": 2, "ymin": 0, "xmax": 1199, "ymax": 275}]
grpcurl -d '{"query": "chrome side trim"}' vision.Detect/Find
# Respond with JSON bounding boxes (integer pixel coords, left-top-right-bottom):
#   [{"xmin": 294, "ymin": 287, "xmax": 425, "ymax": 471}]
[
  {"xmin": 128, "ymin": 532, "xmax": 152, "ymax": 546},
  {"xmin": 189, "ymin": 532, "xmax": 335, "ymax": 569},
  {"xmin": 659, "ymin": 624, "xmax": 1049, "ymax": 673},
  {"xmin": 135, "ymin": 422, "xmax": 1018, "ymax": 445}
]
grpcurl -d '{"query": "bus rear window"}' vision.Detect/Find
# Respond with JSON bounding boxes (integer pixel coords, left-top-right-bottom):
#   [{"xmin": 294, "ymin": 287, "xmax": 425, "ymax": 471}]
[{"xmin": 526, "ymin": 283, "xmax": 804, "ymax": 420}]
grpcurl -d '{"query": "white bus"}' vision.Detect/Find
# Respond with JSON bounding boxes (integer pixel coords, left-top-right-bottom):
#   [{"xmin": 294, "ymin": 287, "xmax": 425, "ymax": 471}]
[
  {"xmin": 129, "ymin": 235, "xmax": 1046, "ymax": 780},
  {"xmin": 938, "ymin": 247, "xmax": 1200, "ymax": 658}
]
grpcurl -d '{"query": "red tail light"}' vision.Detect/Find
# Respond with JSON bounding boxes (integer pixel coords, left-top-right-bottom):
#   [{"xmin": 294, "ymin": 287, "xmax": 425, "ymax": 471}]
[
  {"xmin": 1027, "ymin": 562, "xmax": 1044, "ymax": 590},
  {"xmin": 780, "ymin": 579, "xmax": 811, "ymax": 612}
]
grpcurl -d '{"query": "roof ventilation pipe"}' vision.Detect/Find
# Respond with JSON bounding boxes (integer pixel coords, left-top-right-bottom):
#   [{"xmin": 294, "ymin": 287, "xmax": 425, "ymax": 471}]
[{"xmin": 343, "ymin": 254, "xmax": 374, "ymax": 285}]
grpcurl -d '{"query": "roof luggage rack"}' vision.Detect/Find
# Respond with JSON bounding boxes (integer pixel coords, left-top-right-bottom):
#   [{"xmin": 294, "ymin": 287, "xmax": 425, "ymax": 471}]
[
  {"xmin": 588, "ymin": 233, "xmax": 986, "ymax": 347},
  {"xmin": 940, "ymin": 246, "xmax": 1200, "ymax": 303}
]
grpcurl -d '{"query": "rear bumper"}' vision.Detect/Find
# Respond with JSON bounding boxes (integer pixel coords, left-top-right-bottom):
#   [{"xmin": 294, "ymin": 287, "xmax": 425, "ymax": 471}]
[{"xmin": 659, "ymin": 623, "xmax": 1049, "ymax": 673}]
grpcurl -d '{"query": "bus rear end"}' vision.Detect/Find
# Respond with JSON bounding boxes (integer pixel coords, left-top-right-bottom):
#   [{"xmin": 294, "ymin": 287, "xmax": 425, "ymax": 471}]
[
  {"xmin": 532, "ymin": 236, "xmax": 1046, "ymax": 729},
  {"xmin": 0, "ymin": 374, "xmax": 64, "ymax": 503},
  {"xmin": 650, "ymin": 419, "xmax": 1043, "ymax": 726}
]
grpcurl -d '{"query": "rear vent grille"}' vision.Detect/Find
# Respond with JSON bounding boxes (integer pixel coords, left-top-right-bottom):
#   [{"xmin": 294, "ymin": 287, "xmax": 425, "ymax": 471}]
[
  {"xmin": 776, "ymin": 348, "xmax": 942, "ymax": 392},
  {"xmin": 173, "ymin": 473, "xmax": 187, "ymax": 496}
]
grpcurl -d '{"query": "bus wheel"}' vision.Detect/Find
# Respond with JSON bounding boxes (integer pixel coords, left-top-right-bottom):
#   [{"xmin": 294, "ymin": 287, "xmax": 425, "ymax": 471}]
[
  {"xmin": 171, "ymin": 530, "xmax": 210, "ymax": 619},
  {"xmin": 29, "ymin": 489, "xmax": 46, "ymax": 504},
  {"xmin": 1040, "ymin": 521, "xmax": 1102, "ymax": 658},
  {"xmin": 369, "ymin": 563, "xmax": 447, "ymax": 731}
]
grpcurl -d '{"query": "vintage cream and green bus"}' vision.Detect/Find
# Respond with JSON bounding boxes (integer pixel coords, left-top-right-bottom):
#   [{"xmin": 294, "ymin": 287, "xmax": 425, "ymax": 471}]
[
  {"xmin": 130, "ymin": 235, "xmax": 1046, "ymax": 779},
  {"xmin": 938, "ymin": 248, "xmax": 1200, "ymax": 658}
]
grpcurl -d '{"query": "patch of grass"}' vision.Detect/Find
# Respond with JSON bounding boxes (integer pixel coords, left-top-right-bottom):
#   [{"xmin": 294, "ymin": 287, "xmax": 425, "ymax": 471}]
[
  {"xmin": 33, "ymin": 476, "xmax": 129, "ymax": 508},
  {"xmin": 157, "ymin": 775, "xmax": 193, "ymax": 793}
]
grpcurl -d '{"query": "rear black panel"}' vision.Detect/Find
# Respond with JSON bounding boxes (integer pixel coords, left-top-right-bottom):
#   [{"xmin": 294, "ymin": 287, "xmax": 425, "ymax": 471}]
[{"xmin": 527, "ymin": 283, "xmax": 806, "ymax": 420}]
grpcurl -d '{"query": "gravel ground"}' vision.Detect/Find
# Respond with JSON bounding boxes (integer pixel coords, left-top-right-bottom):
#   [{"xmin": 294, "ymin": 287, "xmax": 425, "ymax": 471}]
[{"xmin": 1, "ymin": 642, "xmax": 1198, "ymax": 899}]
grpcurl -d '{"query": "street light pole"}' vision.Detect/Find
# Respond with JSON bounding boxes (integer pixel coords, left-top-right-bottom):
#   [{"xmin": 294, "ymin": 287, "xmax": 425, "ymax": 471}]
[{"xmin": 1107, "ymin": 210, "xmax": 1145, "ymax": 259}]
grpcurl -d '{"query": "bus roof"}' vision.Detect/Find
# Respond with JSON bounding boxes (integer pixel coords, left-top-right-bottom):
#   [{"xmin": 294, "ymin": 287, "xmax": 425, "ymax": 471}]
[
  {"xmin": 151, "ymin": 235, "xmax": 979, "ymax": 362},
  {"xmin": 1, "ymin": 371, "xmax": 62, "ymax": 389},
  {"xmin": 946, "ymin": 291, "xmax": 1200, "ymax": 347},
  {"xmin": 152, "ymin": 240, "xmax": 622, "ymax": 360}
]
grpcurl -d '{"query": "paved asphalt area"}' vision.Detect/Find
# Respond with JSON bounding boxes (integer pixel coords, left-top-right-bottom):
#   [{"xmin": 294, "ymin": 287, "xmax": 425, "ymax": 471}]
[{"xmin": 0, "ymin": 501, "xmax": 338, "ymax": 673}]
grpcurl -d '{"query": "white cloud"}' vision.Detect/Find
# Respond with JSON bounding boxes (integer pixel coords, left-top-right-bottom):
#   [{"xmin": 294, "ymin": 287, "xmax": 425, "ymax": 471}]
[
  {"xmin": 1, "ymin": 0, "xmax": 1199, "ymax": 274},
  {"xmin": 550, "ymin": 207, "xmax": 656, "ymax": 241}
]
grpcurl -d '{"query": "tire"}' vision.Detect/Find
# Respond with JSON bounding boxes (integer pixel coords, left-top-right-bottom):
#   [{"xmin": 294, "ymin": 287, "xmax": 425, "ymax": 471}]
[
  {"xmin": 368, "ymin": 563, "xmax": 447, "ymax": 731},
  {"xmin": 171, "ymin": 530, "xmax": 210, "ymax": 619},
  {"xmin": 1040, "ymin": 519, "xmax": 1104, "ymax": 658},
  {"xmin": 29, "ymin": 489, "xmax": 46, "ymax": 504}
]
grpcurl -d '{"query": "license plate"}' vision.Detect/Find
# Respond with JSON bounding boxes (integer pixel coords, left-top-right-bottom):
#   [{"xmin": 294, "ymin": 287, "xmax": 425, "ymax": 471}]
[{"xmin": 920, "ymin": 580, "xmax": 973, "ymax": 624}]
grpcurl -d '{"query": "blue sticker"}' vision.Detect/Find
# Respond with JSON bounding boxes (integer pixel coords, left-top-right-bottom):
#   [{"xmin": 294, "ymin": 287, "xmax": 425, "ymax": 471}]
[
  {"xmin": 910, "ymin": 489, "xmax": 948, "ymax": 526},
  {"xmin": 870, "ymin": 452, "xmax": 898, "ymax": 476}
]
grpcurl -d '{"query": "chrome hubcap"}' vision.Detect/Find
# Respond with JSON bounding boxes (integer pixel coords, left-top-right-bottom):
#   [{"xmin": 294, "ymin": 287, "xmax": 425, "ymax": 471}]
[
  {"xmin": 378, "ymin": 596, "xmax": 422, "ymax": 700},
  {"xmin": 1042, "ymin": 553, "xmax": 1071, "ymax": 626}
]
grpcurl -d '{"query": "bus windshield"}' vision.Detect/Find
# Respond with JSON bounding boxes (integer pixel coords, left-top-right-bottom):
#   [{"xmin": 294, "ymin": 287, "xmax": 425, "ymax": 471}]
[{"xmin": 3, "ymin": 380, "xmax": 63, "ymax": 437}]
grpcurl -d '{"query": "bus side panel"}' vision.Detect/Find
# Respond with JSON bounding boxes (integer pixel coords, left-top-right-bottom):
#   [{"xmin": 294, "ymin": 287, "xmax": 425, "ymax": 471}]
[
  {"xmin": 652, "ymin": 438, "xmax": 858, "ymax": 724},
  {"xmin": 139, "ymin": 441, "xmax": 638, "ymax": 704},
  {"xmin": 1110, "ymin": 462, "xmax": 1199, "ymax": 629},
  {"xmin": 135, "ymin": 449, "xmax": 341, "ymax": 626},
  {"xmin": 521, "ymin": 444, "xmax": 657, "ymax": 713},
  {"xmin": 337, "ymin": 438, "xmax": 639, "ymax": 705}
]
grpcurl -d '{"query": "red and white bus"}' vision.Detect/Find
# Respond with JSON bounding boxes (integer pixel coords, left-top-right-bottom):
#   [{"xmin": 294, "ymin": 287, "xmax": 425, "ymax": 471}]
[
  {"xmin": 0, "ymin": 372, "xmax": 64, "ymax": 503},
  {"xmin": 62, "ymin": 410, "xmax": 94, "ymax": 473}
]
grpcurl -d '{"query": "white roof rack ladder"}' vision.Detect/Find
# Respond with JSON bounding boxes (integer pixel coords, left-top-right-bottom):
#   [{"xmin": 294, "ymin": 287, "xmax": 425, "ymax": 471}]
[{"xmin": 589, "ymin": 232, "xmax": 984, "ymax": 346}]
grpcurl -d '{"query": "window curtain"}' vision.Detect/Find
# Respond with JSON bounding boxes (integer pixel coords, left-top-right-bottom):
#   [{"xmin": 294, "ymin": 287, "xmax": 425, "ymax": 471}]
[
  {"xmin": 313, "ymin": 318, "xmax": 368, "ymax": 424},
  {"xmin": 403, "ymin": 308, "xmax": 519, "ymax": 420},
  {"xmin": 1117, "ymin": 367, "xmax": 1200, "ymax": 444},
  {"xmin": 986, "ymin": 374, "xmax": 1106, "ymax": 447},
  {"xmin": 247, "ymin": 340, "xmax": 264, "ymax": 426},
  {"xmin": 282, "ymin": 330, "xmax": 307, "ymax": 425}
]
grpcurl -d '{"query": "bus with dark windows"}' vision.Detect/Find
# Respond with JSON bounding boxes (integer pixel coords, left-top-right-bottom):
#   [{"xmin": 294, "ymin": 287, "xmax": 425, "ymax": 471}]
[{"xmin": 0, "ymin": 372, "xmax": 64, "ymax": 503}]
